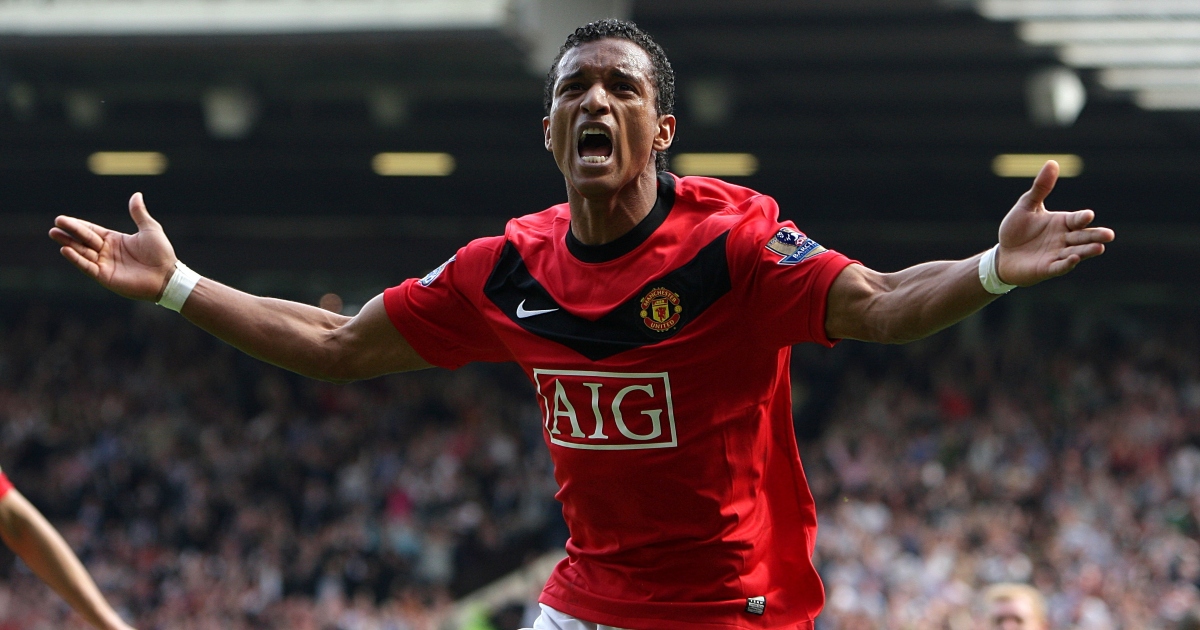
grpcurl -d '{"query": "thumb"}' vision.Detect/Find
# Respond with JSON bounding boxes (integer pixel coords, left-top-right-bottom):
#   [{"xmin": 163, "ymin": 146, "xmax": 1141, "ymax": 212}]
[
  {"xmin": 1023, "ymin": 160, "xmax": 1059, "ymax": 208},
  {"xmin": 128, "ymin": 192, "xmax": 159, "ymax": 230}
]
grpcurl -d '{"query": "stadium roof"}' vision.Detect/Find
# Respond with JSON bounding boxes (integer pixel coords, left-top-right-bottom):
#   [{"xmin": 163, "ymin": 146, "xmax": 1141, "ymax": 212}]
[{"xmin": 1, "ymin": 0, "xmax": 1197, "ymax": 301}]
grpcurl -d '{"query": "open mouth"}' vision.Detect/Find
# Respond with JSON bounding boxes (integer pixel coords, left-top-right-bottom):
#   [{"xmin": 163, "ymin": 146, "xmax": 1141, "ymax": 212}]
[{"xmin": 578, "ymin": 128, "xmax": 613, "ymax": 164}]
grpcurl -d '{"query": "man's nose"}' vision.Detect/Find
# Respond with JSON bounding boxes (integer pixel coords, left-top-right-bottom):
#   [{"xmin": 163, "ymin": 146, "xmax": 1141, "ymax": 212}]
[{"xmin": 580, "ymin": 84, "xmax": 610, "ymax": 114}]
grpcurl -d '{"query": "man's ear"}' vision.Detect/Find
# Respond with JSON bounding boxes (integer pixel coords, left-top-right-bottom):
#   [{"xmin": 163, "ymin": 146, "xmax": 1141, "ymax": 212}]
[
  {"xmin": 543, "ymin": 117, "xmax": 553, "ymax": 152},
  {"xmin": 653, "ymin": 114, "xmax": 677, "ymax": 152}
]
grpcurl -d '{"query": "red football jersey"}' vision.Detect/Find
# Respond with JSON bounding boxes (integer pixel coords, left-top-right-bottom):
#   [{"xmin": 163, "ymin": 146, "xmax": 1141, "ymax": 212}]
[
  {"xmin": 0, "ymin": 471, "xmax": 11, "ymax": 501},
  {"xmin": 385, "ymin": 173, "xmax": 856, "ymax": 629}
]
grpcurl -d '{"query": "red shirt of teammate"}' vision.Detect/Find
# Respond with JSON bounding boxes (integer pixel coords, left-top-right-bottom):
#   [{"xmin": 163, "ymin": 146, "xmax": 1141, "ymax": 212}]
[{"xmin": 386, "ymin": 173, "xmax": 855, "ymax": 629}]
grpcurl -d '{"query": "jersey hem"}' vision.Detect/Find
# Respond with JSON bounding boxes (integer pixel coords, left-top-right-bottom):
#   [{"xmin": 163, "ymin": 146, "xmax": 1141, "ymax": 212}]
[{"xmin": 538, "ymin": 590, "xmax": 816, "ymax": 630}]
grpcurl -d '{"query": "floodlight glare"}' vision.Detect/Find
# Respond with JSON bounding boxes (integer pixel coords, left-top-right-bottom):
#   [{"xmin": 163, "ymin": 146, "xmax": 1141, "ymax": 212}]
[
  {"xmin": 980, "ymin": 0, "xmax": 1200, "ymax": 20},
  {"xmin": 65, "ymin": 91, "xmax": 104, "ymax": 129},
  {"xmin": 1134, "ymin": 88, "xmax": 1200, "ymax": 109},
  {"xmin": 372, "ymin": 153, "xmax": 456, "ymax": 176},
  {"xmin": 1026, "ymin": 67, "xmax": 1087, "ymax": 127},
  {"xmin": 203, "ymin": 87, "xmax": 259, "ymax": 140},
  {"xmin": 672, "ymin": 153, "xmax": 759, "ymax": 177},
  {"xmin": 992, "ymin": 154, "xmax": 1083, "ymax": 178},
  {"xmin": 973, "ymin": 0, "xmax": 1200, "ymax": 113},
  {"xmin": 1062, "ymin": 44, "xmax": 1200, "ymax": 67},
  {"xmin": 1099, "ymin": 67, "xmax": 1200, "ymax": 90},
  {"xmin": 1020, "ymin": 20, "xmax": 1200, "ymax": 44},
  {"xmin": 367, "ymin": 88, "xmax": 409, "ymax": 129},
  {"xmin": 685, "ymin": 78, "xmax": 733, "ymax": 127},
  {"xmin": 87, "ymin": 152, "xmax": 168, "ymax": 176}
]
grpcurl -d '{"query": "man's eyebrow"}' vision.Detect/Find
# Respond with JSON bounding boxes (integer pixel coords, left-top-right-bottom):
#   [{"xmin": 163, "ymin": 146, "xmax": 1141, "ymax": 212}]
[
  {"xmin": 557, "ymin": 67, "xmax": 645, "ymax": 85},
  {"xmin": 558, "ymin": 70, "xmax": 585, "ymax": 84},
  {"xmin": 610, "ymin": 69, "xmax": 641, "ymax": 82}
]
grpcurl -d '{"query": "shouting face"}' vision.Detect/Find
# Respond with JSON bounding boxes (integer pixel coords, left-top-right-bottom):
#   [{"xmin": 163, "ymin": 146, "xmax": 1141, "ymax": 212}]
[{"xmin": 543, "ymin": 38, "xmax": 675, "ymax": 199}]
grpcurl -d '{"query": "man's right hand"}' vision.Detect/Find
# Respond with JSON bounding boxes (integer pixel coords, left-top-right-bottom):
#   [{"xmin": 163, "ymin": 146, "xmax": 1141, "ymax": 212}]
[
  {"xmin": 50, "ymin": 191, "xmax": 431, "ymax": 381},
  {"xmin": 48, "ymin": 193, "xmax": 178, "ymax": 302}
]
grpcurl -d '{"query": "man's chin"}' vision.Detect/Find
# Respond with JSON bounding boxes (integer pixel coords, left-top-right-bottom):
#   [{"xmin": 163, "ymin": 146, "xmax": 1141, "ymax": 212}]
[
  {"xmin": 565, "ymin": 161, "xmax": 657, "ymax": 199},
  {"xmin": 566, "ymin": 168, "xmax": 624, "ymax": 198}
]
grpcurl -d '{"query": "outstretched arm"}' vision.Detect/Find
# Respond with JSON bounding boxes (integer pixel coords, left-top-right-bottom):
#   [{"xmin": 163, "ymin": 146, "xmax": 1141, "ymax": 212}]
[
  {"xmin": 826, "ymin": 161, "xmax": 1115, "ymax": 343},
  {"xmin": 49, "ymin": 194, "xmax": 431, "ymax": 382},
  {"xmin": 0, "ymin": 487, "xmax": 134, "ymax": 630}
]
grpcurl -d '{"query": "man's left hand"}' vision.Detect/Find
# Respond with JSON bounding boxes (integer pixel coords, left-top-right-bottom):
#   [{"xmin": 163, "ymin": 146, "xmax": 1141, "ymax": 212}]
[{"xmin": 996, "ymin": 160, "xmax": 1115, "ymax": 286}]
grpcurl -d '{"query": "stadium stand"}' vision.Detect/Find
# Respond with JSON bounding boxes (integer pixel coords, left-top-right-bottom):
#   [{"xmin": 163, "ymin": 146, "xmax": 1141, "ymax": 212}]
[
  {"xmin": 0, "ymin": 303, "xmax": 1196, "ymax": 628},
  {"xmin": 0, "ymin": 302, "xmax": 565, "ymax": 629}
]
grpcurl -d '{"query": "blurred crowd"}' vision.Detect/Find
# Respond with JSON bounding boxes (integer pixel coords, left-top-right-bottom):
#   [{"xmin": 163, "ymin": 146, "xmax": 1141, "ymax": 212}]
[
  {"xmin": 803, "ymin": 311, "xmax": 1200, "ymax": 629},
  {"xmin": 0, "ymin": 302, "xmax": 563, "ymax": 629},
  {"xmin": 0, "ymin": 301, "xmax": 1197, "ymax": 629}
]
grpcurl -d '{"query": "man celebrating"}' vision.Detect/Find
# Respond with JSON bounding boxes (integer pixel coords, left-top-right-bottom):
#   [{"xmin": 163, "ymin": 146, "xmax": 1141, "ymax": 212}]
[{"xmin": 50, "ymin": 19, "xmax": 1112, "ymax": 630}]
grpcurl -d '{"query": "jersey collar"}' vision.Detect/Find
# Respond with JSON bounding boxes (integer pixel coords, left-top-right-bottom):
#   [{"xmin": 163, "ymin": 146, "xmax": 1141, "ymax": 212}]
[{"xmin": 565, "ymin": 171, "xmax": 677, "ymax": 264}]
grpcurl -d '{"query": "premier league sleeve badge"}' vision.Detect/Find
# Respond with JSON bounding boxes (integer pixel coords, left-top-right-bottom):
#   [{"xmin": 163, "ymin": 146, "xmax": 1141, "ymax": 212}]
[{"xmin": 766, "ymin": 228, "xmax": 827, "ymax": 266}]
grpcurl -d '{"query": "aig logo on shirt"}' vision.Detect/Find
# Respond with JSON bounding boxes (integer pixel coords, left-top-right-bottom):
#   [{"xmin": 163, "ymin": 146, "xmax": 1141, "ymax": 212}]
[{"xmin": 532, "ymin": 369, "xmax": 678, "ymax": 450}]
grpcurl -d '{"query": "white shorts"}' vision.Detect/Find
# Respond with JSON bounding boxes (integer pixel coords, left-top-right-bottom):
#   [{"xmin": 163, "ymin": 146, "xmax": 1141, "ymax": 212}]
[{"xmin": 525, "ymin": 603, "xmax": 631, "ymax": 630}]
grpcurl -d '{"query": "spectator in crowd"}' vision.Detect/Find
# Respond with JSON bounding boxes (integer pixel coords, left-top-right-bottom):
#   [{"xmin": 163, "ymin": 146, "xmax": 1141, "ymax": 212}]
[
  {"xmin": 979, "ymin": 583, "xmax": 1048, "ymax": 630},
  {"xmin": 0, "ymin": 465, "xmax": 134, "ymax": 630}
]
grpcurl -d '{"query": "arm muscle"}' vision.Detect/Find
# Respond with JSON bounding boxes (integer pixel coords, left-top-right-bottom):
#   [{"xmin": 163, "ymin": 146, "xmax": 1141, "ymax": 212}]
[
  {"xmin": 825, "ymin": 255, "xmax": 998, "ymax": 344},
  {"xmin": 180, "ymin": 281, "xmax": 431, "ymax": 382}
]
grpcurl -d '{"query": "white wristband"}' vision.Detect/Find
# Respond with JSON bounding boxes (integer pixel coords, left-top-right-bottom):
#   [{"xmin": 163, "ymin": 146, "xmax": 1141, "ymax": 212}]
[
  {"xmin": 156, "ymin": 261, "xmax": 202, "ymax": 312},
  {"xmin": 978, "ymin": 244, "xmax": 1017, "ymax": 295}
]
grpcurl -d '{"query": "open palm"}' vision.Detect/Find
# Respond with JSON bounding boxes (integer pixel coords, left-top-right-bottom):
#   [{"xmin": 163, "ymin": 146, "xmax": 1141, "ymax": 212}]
[
  {"xmin": 996, "ymin": 161, "xmax": 1115, "ymax": 286},
  {"xmin": 48, "ymin": 193, "xmax": 178, "ymax": 301}
]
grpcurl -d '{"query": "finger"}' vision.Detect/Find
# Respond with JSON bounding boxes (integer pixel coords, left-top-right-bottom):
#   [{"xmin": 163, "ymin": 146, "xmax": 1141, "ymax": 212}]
[
  {"xmin": 1047, "ymin": 254, "xmax": 1081, "ymax": 277},
  {"xmin": 1064, "ymin": 227, "xmax": 1116, "ymax": 246},
  {"xmin": 76, "ymin": 218, "xmax": 117, "ymax": 236},
  {"xmin": 55, "ymin": 235, "xmax": 100, "ymax": 263},
  {"xmin": 1047, "ymin": 242, "xmax": 1107, "ymax": 277},
  {"xmin": 1065, "ymin": 209, "xmax": 1094, "ymax": 230},
  {"xmin": 1023, "ymin": 160, "xmax": 1060, "ymax": 208},
  {"xmin": 128, "ymin": 193, "xmax": 159, "ymax": 230},
  {"xmin": 59, "ymin": 246, "xmax": 100, "ymax": 279},
  {"xmin": 48, "ymin": 227, "xmax": 81, "ymax": 247},
  {"xmin": 53, "ymin": 216, "xmax": 106, "ymax": 250},
  {"xmin": 1061, "ymin": 243, "xmax": 1106, "ymax": 262},
  {"xmin": 48, "ymin": 225, "xmax": 108, "ymax": 252}
]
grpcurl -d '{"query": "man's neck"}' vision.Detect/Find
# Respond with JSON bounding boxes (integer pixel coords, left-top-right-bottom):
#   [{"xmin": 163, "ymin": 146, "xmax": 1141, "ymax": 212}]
[{"xmin": 567, "ymin": 169, "xmax": 659, "ymax": 246}]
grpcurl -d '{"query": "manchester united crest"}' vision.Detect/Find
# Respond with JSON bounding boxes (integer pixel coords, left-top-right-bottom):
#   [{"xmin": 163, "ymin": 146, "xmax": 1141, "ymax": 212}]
[{"xmin": 639, "ymin": 287, "xmax": 682, "ymax": 333}]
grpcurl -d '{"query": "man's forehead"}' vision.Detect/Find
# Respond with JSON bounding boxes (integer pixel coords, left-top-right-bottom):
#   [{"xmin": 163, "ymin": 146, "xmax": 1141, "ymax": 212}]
[
  {"xmin": 555, "ymin": 39, "xmax": 653, "ymax": 82},
  {"xmin": 991, "ymin": 597, "xmax": 1033, "ymax": 618}
]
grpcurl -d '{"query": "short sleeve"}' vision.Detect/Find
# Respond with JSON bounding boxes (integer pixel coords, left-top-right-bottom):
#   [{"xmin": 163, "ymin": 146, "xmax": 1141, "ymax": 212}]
[
  {"xmin": 729, "ymin": 195, "xmax": 857, "ymax": 349},
  {"xmin": 383, "ymin": 237, "xmax": 514, "ymax": 370},
  {"xmin": 0, "ymin": 470, "xmax": 12, "ymax": 501}
]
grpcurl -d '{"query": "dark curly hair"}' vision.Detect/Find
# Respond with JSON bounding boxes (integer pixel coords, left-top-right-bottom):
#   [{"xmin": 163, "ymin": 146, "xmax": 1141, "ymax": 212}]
[{"xmin": 543, "ymin": 19, "xmax": 675, "ymax": 172}]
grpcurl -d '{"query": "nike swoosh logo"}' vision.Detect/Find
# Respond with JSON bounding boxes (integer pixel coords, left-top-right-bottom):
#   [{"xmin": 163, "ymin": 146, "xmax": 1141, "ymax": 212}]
[{"xmin": 516, "ymin": 300, "xmax": 559, "ymax": 319}]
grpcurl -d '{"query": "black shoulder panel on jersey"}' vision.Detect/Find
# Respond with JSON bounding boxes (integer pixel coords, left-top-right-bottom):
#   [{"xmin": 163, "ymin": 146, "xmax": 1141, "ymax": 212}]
[{"xmin": 483, "ymin": 233, "xmax": 732, "ymax": 361}]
